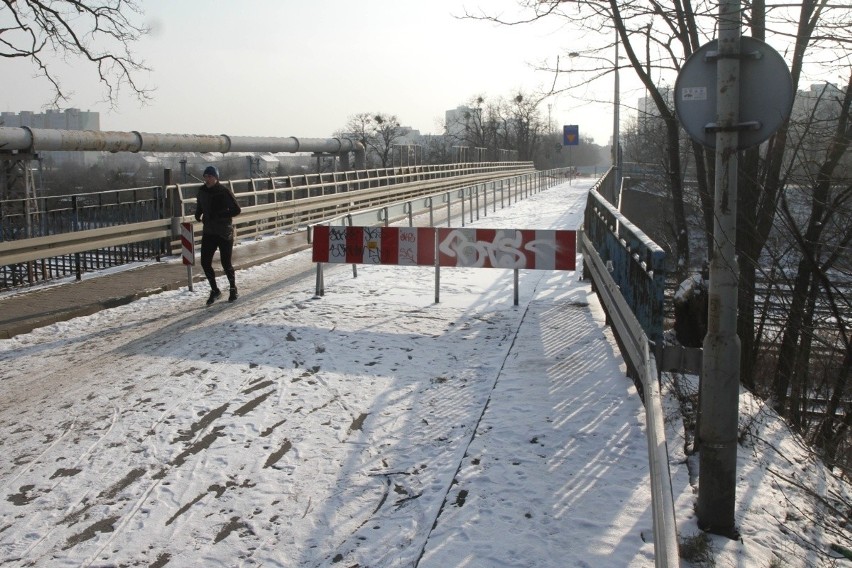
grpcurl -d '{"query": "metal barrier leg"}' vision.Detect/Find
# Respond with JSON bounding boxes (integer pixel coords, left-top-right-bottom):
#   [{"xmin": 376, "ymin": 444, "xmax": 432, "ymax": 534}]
[
  {"xmin": 514, "ymin": 268, "xmax": 519, "ymax": 306},
  {"xmin": 315, "ymin": 263, "xmax": 324, "ymax": 297}
]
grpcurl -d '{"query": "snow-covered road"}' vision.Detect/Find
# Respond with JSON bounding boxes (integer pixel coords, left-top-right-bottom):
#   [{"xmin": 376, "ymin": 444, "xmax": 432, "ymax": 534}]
[{"xmin": 0, "ymin": 180, "xmax": 658, "ymax": 567}]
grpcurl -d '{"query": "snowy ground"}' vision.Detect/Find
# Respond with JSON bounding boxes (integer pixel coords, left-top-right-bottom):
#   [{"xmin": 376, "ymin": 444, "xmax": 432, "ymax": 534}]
[{"xmin": 1, "ymin": 179, "xmax": 850, "ymax": 567}]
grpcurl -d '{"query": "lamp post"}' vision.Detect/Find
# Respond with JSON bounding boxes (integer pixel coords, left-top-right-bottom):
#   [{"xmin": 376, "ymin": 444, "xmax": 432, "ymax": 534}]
[
  {"xmin": 613, "ymin": 27, "xmax": 621, "ymax": 195},
  {"xmin": 569, "ymin": 26, "xmax": 621, "ymax": 196}
]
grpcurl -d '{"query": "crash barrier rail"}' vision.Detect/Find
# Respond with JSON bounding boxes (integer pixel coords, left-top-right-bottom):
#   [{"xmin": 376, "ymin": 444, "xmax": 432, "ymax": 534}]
[
  {"xmin": 580, "ymin": 168, "xmax": 679, "ymax": 567},
  {"xmin": 0, "ymin": 161, "xmax": 538, "ymax": 288}
]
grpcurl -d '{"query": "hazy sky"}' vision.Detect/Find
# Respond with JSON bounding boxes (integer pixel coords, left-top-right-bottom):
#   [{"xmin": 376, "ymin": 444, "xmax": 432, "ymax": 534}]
[{"xmin": 2, "ymin": 0, "xmax": 627, "ymax": 145}]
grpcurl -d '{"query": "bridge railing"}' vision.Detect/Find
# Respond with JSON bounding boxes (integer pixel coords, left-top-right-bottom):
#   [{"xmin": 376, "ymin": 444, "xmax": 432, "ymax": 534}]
[
  {"xmin": 583, "ymin": 169, "xmax": 666, "ymax": 344},
  {"xmin": 0, "ymin": 161, "xmax": 536, "ymax": 288},
  {"xmin": 580, "ymin": 167, "xmax": 679, "ymax": 567}
]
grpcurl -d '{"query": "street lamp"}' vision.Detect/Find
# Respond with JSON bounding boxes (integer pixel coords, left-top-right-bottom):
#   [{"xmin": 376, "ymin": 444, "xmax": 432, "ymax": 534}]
[
  {"xmin": 613, "ymin": 27, "xmax": 621, "ymax": 194},
  {"xmin": 568, "ymin": 27, "xmax": 622, "ymax": 196}
]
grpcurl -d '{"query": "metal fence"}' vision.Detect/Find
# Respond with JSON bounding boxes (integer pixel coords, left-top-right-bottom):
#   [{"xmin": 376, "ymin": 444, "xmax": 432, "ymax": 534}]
[
  {"xmin": 0, "ymin": 162, "xmax": 536, "ymax": 289},
  {"xmin": 580, "ymin": 167, "xmax": 679, "ymax": 567}
]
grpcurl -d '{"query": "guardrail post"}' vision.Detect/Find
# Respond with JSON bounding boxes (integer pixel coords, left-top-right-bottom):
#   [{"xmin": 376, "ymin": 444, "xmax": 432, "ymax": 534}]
[
  {"xmin": 72, "ymin": 195, "xmax": 82, "ymax": 281},
  {"xmin": 164, "ymin": 168, "xmax": 177, "ymax": 217},
  {"xmin": 482, "ymin": 183, "xmax": 488, "ymax": 217},
  {"xmin": 163, "ymin": 168, "xmax": 178, "ymax": 257},
  {"xmin": 474, "ymin": 185, "xmax": 481, "ymax": 221}
]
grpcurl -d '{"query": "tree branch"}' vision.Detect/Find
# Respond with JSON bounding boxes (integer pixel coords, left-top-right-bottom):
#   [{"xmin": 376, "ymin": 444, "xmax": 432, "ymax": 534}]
[{"xmin": 0, "ymin": 0, "xmax": 151, "ymax": 107}]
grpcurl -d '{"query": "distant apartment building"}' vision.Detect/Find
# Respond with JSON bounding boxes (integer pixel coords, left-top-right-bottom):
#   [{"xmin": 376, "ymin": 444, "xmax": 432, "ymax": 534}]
[
  {"xmin": 445, "ymin": 106, "xmax": 476, "ymax": 141},
  {"xmin": 792, "ymin": 82, "xmax": 843, "ymax": 122},
  {"xmin": 636, "ymin": 88, "xmax": 673, "ymax": 138},
  {"xmin": 0, "ymin": 108, "xmax": 101, "ymax": 167}
]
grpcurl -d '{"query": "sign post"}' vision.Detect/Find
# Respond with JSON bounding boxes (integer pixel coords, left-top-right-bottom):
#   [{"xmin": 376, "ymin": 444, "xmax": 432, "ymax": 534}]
[
  {"xmin": 180, "ymin": 222, "xmax": 195, "ymax": 291},
  {"xmin": 563, "ymin": 125, "xmax": 579, "ymax": 185},
  {"xmin": 674, "ymin": 1, "xmax": 792, "ymax": 538}
]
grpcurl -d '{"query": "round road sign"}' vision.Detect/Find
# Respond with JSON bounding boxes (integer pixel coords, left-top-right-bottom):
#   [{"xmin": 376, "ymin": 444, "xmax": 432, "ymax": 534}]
[{"xmin": 675, "ymin": 36, "xmax": 793, "ymax": 150}]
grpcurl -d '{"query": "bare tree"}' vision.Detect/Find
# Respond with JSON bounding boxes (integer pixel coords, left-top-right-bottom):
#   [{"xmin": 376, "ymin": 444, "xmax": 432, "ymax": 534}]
[
  {"xmin": 445, "ymin": 92, "xmax": 552, "ymax": 163},
  {"xmin": 342, "ymin": 113, "xmax": 373, "ymax": 151},
  {"xmin": 445, "ymin": 95, "xmax": 491, "ymax": 153},
  {"xmin": 340, "ymin": 112, "xmax": 408, "ymax": 168},
  {"xmin": 464, "ymin": 1, "xmax": 693, "ymax": 278},
  {"xmin": 773, "ymin": 72, "xmax": 852, "ymax": 446},
  {"xmin": 466, "ymin": 0, "xmax": 852, "ymax": 475},
  {"xmin": 504, "ymin": 93, "xmax": 546, "ymax": 161},
  {"xmin": 1, "ymin": 0, "xmax": 151, "ymax": 107},
  {"xmin": 370, "ymin": 113, "xmax": 407, "ymax": 168},
  {"xmin": 468, "ymin": 0, "xmax": 851, "ymax": 376}
]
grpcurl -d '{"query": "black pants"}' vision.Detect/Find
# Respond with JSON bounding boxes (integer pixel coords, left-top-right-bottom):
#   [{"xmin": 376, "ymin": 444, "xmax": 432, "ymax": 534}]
[{"xmin": 200, "ymin": 233, "xmax": 236, "ymax": 291}]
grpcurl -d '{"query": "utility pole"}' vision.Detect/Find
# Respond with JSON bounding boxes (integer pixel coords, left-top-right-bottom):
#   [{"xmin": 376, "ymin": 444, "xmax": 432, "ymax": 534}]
[
  {"xmin": 612, "ymin": 26, "xmax": 621, "ymax": 195},
  {"xmin": 697, "ymin": 0, "xmax": 742, "ymax": 538}
]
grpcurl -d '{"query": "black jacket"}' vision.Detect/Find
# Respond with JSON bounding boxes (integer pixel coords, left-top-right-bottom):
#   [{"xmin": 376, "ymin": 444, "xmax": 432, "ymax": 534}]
[{"xmin": 195, "ymin": 182, "xmax": 242, "ymax": 239}]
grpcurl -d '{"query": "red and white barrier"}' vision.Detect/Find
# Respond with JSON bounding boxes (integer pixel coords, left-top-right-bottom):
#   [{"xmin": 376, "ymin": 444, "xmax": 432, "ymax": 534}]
[
  {"xmin": 311, "ymin": 225, "xmax": 576, "ymax": 302},
  {"xmin": 181, "ymin": 222, "xmax": 195, "ymax": 266},
  {"xmin": 312, "ymin": 226, "xmax": 576, "ymax": 271},
  {"xmin": 312, "ymin": 226, "xmax": 436, "ymax": 266},
  {"xmin": 437, "ymin": 228, "xmax": 575, "ymax": 270}
]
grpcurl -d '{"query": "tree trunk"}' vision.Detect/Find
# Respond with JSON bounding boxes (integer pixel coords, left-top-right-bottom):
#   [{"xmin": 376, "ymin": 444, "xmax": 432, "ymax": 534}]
[
  {"xmin": 737, "ymin": 146, "xmax": 763, "ymax": 391},
  {"xmin": 691, "ymin": 141, "xmax": 714, "ymax": 261},
  {"xmin": 779, "ymin": 69, "xmax": 852, "ymax": 421},
  {"xmin": 664, "ymin": 117, "xmax": 690, "ymax": 279},
  {"xmin": 789, "ymin": 272, "xmax": 819, "ymax": 431},
  {"xmin": 774, "ymin": 252, "xmax": 815, "ymax": 414},
  {"xmin": 813, "ymin": 347, "xmax": 851, "ymax": 468}
]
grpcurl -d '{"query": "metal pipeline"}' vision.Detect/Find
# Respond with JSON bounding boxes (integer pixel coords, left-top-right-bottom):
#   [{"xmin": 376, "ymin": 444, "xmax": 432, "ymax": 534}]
[{"xmin": 0, "ymin": 127, "xmax": 366, "ymax": 167}]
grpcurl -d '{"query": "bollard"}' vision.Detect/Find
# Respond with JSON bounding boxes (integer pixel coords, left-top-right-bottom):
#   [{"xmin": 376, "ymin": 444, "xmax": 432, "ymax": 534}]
[{"xmin": 180, "ymin": 222, "xmax": 195, "ymax": 291}]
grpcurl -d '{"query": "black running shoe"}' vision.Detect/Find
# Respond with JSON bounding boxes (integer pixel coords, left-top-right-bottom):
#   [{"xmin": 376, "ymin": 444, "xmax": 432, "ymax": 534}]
[
  {"xmin": 207, "ymin": 289, "xmax": 222, "ymax": 305},
  {"xmin": 228, "ymin": 288, "xmax": 238, "ymax": 302}
]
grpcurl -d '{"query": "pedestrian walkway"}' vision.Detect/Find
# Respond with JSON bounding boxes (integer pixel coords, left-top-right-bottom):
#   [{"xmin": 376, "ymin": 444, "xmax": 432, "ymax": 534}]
[
  {"xmin": 0, "ymin": 232, "xmax": 310, "ymax": 339},
  {"xmin": 0, "ymin": 180, "xmax": 659, "ymax": 567}
]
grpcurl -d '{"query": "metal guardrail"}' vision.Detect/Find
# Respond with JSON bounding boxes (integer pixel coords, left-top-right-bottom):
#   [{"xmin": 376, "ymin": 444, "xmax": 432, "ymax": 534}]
[
  {"xmin": 580, "ymin": 168, "xmax": 679, "ymax": 567},
  {"xmin": 314, "ymin": 170, "xmax": 551, "ymax": 234},
  {"xmin": 0, "ymin": 162, "xmax": 536, "ymax": 287},
  {"xmin": 182, "ymin": 165, "xmax": 537, "ymax": 241},
  {"xmin": 584, "ymin": 171, "xmax": 666, "ymax": 344},
  {"xmin": 0, "ymin": 219, "xmax": 172, "ymax": 266}
]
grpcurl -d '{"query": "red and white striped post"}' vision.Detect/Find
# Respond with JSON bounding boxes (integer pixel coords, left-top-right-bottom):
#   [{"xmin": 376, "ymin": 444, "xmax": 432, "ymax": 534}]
[{"xmin": 180, "ymin": 222, "xmax": 195, "ymax": 291}]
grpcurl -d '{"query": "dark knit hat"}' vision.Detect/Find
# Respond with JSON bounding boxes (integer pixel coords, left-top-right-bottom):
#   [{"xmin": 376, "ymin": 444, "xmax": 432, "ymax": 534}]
[{"xmin": 203, "ymin": 166, "xmax": 219, "ymax": 179}]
